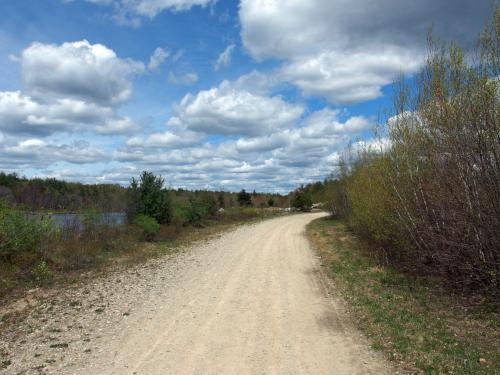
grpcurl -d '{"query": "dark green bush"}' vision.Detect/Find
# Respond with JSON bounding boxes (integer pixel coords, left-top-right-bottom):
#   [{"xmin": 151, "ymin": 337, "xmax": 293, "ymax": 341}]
[
  {"xmin": 183, "ymin": 194, "xmax": 218, "ymax": 225},
  {"xmin": 184, "ymin": 197, "xmax": 203, "ymax": 224},
  {"xmin": 291, "ymin": 189, "xmax": 313, "ymax": 212},
  {"xmin": 237, "ymin": 189, "xmax": 252, "ymax": 207},
  {"xmin": 127, "ymin": 171, "xmax": 172, "ymax": 224}
]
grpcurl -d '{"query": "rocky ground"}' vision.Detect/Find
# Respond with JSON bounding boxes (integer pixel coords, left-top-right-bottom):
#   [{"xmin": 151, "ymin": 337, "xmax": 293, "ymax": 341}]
[{"xmin": 0, "ymin": 239, "xmax": 210, "ymax": 374}]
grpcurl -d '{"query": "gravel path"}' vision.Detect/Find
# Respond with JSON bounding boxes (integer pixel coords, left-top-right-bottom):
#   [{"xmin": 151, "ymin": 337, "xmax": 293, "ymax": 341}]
[{"xmin": 1, "ymin": 213, "xmax": 391, "ymax": 374}]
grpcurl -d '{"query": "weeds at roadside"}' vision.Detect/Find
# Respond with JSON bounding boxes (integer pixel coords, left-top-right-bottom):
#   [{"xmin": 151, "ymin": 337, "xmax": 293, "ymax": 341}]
[
  {"xmin": 0, "ymin": 207, "xmax": 283, "ymax": 305},
  {"xmin": 307, "ymin": 217, "xmax": 500, "ymax": 375}
]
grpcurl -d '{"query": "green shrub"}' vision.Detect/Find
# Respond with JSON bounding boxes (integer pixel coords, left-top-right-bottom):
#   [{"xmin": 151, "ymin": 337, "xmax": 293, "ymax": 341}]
[
  {"xmin": 82, "ymin": 207, "xmax": 99, "ymax": 222},
  {"xmin": 202, "ymin": 194, "xmax": 218, "ymax": 217},
  {"xmin": 291, "ymin": 189, "xmax": 313, "ymax": 212},
  {"xmin": 187, "ymin": 195, "xmax": 213, "ymax": 225},
  {"xmin": 237, "ymin": 189, "xmax": 252, "ymax": 207},
  {"xmin": 173, "ymin": 193, "xmax": 219, "ymax": 226},
  {"xmin": 185, "ymin": 197, "xmax": 204, "ymax": 225},
  {"xmin": 0, "ymin": 200, "xmax": 54, "ymax": 262},
  {"xmin": 133, "ymin": 214, "xmax": 160, "ymax": 241},
  {"xmin": 171, "ymin": 198, "xmax": 189, "ymax": 222},
  {"xmin": 127, "ymin": 171, "xmax": 172, "ymax": 224},
  {"xmin": 345, "ymin": 155, "xmax": 403, "ymax": 243}
]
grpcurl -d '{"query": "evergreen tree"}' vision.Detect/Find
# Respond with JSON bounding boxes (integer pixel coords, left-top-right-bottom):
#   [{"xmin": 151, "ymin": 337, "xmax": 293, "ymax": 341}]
[
  {"xmin": 237, "ymin": 189, "xmax": 252, "ymax": 207},
  {"xmin": 127, "ymin": 171, "xmax": 172, "ymax": 224},
  {"xmin": 291, "ymin": 189, "xmax": 312, "ymax": 212}
]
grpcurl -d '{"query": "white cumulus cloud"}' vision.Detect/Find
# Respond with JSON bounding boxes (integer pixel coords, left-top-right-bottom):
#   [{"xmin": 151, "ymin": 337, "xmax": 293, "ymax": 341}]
[
  {"xmin": 0, "ymin": 40, "xmax": 142, "ymax": 138},
  {"xmin": 169, "ymin": 81, "xmax": 304, "ymax": 136},
  {"xmin": 22, "ymin": 40, "xmax": 144, "ymax": 105},
  {"xmin": 239, "ymin": 0, "xmax": 490, "ymax": 104},
  {"xmin": 0, "ymin": 91, "xmax": 137, "ymax": 136}
]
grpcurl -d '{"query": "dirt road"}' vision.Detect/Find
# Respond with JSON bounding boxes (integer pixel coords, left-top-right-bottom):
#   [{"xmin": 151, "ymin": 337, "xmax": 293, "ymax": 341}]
[{"xmin": 1, "ymin": 213, "xmax": 390, "ymax": 374}]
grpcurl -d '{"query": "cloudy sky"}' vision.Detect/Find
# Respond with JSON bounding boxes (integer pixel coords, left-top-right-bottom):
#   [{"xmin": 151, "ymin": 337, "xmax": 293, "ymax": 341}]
[{"xmin": 0, "ymin": 0, "xmax": 492, "ymax": 192}]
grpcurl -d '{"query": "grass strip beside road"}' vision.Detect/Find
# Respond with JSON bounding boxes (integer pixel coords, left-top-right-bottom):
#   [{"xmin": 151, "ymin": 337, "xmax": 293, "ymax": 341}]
[{"xmin": 307, "ymin": 217, "xmax": 500, "ymax": 375}]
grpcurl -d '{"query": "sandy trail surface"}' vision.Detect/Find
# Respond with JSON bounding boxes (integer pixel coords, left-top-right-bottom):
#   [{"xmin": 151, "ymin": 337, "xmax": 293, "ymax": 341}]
[{"xmin": 1, "ymin": 213, "xmax": 391, "ymax": 375}]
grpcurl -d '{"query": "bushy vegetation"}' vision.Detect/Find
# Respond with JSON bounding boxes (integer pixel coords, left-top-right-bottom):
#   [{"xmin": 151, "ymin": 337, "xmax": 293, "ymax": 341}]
[
  {"xmin": 127, "ymin": 171, "xmax": 172, "ymax": 224},
  {"xmin": 181, "ymin": 193, "xmax": 218, "ymax": 225},
  {"xmin": 0, "ymin": 172, "xmax": 290, "ymax": 216},
  {"xmin": 324, "ymin": 10, "xmax": 500, "ymax": 293},
  {"xmin": 291, "ymin": 187, "xmax": 313, "ymax": 212},
  {"xmin": 0, "ymin": 198, "xmax": 133, "ymax": 292},
  {"xmin": 133, "ymin": 215, "xmax": 160, "ymax": 241},
  {"xmin": 237, "ymin": 189, "xmax": 253, "ymax": 206},
  {"xmin": 0, "ymin": 200, "xmax": 55, "ymax": 263}
]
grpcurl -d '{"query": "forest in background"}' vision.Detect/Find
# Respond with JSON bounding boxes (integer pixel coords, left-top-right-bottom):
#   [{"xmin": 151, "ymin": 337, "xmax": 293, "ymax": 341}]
[{"xmin": 0, "ymin": 171, "xmax": 289, "ymax": 213}]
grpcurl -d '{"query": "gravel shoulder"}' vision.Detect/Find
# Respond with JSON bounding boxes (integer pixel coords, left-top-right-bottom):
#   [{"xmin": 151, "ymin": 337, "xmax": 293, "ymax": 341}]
[{"xmin": 0, "ymin": 213, "xmax": 391, "ymax": 374}]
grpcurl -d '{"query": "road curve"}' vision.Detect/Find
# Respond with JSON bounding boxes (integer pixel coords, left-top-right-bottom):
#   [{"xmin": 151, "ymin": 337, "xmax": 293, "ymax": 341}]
[{"xmin": 75, "ymin": 213, "xmax": 390, "ymax": 375}]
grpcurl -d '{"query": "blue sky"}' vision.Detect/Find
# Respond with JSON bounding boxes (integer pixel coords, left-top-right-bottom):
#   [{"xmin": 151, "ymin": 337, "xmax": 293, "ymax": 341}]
[{"xmin": 0, "ymin": 0, "xmax": 492, "ymax": 192}]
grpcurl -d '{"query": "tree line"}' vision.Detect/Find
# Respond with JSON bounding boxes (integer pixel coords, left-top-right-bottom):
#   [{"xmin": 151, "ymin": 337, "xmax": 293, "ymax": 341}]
[
  {"xmin": 0, "ymin": 171, "xmax": 288, "ymax": 214},
  {"xmin": 0, "ymin": 172, "xmax": 128, "ymax": 212}
]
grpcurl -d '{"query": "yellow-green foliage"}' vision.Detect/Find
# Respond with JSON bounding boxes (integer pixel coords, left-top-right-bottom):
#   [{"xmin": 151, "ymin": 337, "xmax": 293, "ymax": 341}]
[
  {"xmin": 345, "ymin": 156, "xmax": 399, "ymax": 243},
  {"xmin": 0, "ymin": 200, "xmax": 54, "ymax": 261},
  {"xmin": 133, "ymin": 214, "xmax": 160, "ymax": 241},
  {"xmin": 327, "ymin": 8, "xmax": 499, "ymax": 288}
]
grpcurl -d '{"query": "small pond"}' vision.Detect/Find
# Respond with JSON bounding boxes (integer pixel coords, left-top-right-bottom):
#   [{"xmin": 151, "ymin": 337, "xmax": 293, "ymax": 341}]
[{"xmin": 30, "ymin": 212, "xmax": 126, "ymax": 231}]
